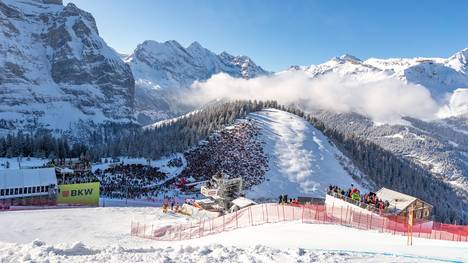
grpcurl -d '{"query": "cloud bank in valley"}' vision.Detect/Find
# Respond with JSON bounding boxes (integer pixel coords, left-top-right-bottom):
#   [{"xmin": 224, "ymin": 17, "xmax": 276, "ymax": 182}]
[
  {"xmin": 437, "ymin": 88, "xmax": 468, "ymax": 118},
  {"xmin": 188, "ymin": 71, "xmax": 441, "ymax": 124}
]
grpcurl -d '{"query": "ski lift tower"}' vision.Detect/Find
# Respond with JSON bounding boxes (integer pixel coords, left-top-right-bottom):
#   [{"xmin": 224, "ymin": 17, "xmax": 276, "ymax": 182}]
[{"xmin": 200, "ymin": 172, "xmax": 243, "ymax": 211}]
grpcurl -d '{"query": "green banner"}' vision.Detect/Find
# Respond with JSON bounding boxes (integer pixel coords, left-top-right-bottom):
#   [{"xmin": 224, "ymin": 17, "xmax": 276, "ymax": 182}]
[{"xmin": 58, "ymin": 182, "xmax": 100, "ymax": 206}]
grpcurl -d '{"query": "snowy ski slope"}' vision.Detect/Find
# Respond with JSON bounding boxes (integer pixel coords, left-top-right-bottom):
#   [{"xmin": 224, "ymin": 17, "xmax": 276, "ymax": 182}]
[{"xmin": 247, "ymin": 109, "xmax": 368, "ymax": 199}]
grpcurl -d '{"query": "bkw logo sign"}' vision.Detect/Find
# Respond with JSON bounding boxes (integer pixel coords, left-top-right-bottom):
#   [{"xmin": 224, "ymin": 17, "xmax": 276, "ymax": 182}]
[
  {"xmin": 62, "ymin": 189, "xmax": 93, "ymax": 197},
  {"xmin": 58, "ymin": 182, "xmax": 100, "ymax": 206}
]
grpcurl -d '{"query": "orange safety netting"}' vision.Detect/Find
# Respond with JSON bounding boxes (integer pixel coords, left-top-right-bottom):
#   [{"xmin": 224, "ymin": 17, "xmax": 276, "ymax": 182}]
[{"xmin": 131, "ymin": 203, "xmax": 468, "ymax": 242}]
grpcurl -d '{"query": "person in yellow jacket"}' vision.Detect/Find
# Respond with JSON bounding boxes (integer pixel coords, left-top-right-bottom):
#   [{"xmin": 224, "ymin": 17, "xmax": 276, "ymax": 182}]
[{"xmin": 351, "ymin": 192, "xmax": 361, "ymax": 204}]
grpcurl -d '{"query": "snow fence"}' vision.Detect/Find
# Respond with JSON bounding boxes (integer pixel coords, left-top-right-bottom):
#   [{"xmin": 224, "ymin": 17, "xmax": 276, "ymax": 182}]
[
  {"xmin": 0, "ymin": 198, "xmax": 57, "ymax": 210},
  {"xmin": 130, "ymin": 203, "xmax": 468, "ymax": 242}
]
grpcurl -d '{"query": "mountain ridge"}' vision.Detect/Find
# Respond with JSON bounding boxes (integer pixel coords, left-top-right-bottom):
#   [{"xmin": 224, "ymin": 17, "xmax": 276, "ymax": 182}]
[
  {"xmin": 126, "ymin": 39, "xmax": 269, "ymax": 125},
  {"xmin": 0, "ymin": 0, "xmax": 135, "ymax": 134},
  {"xmin": 286, "ymin": 49, "xmax": 468, "ymax": 103}
]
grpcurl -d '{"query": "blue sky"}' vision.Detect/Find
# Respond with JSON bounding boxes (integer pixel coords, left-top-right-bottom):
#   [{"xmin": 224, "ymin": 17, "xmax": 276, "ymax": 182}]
[{"xmin": 64, "ymin": 0, "xmax": 468, "ymax": 71}]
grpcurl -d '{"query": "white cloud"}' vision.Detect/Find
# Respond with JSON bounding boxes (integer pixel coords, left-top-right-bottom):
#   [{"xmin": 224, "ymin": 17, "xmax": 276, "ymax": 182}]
[{"xmin": 188, "ymin": 71, "xmax": 441, "ymax": 124}]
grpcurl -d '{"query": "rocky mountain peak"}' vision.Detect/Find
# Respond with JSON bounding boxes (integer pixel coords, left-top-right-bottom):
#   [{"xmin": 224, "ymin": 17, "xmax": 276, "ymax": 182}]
[
  {"xmin": 38, "ymin": 0, "xmax": 63, "ymax": 5},
  {"xmin": 129, "ymin": 39, "xmax": 267, "ymax": 83},
  {"xmin": 15, "ymin": 0, "xmax": 64, "ymax": 5},
  {"xmin": 335, "ymin": 54, "xmax": 362, "ymax": 64},
  {"xmin": 287, "ymin": 65, "xmax": 303, "ymax": 71},
  {"xmin": 62, "ymin": 3, "xmax": 98, "ymax": 33},
  {"xmin": 451, "ymin": 48, "xmax": 468, "ymax": 60},
  {"xmin": 218, "ymin": 51, "xmax": 233, "ymax": 59},
  {"xmin": 134, "ymin": 40, "xmax": 191, "ymax": 62},
  {"xmin": 127, "ymin": 39, "xmax": 268, "ymax": 125},
  {"xmin": 447, "ymin": 48, "xmax": 468, "ymax": 72},
  {"xmin": 187, "ymin": 41, "xmax": 204, "ymax": 50},
  {"xmin": 0, "ymin": 0, "xmax": 134, "ymax": 133}
]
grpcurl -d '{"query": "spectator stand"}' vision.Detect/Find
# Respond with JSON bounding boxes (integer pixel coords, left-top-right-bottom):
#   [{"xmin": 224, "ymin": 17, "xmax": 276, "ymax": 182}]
[
  {"xmin": 180, "ymin": 121, "xmax": 268, "ymax": 194},
  {"xmin": 96, "ymin": 163, "xmax": 169, "ymax": 200}
]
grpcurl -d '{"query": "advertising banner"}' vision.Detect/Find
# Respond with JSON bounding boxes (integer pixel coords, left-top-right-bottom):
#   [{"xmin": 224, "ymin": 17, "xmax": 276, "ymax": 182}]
[{"xmin": 58, "ymin": 182, "xmax": 100, "ymax": 206}]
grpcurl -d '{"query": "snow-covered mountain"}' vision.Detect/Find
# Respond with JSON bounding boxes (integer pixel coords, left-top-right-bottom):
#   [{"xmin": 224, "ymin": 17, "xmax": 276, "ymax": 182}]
[
  {"xmin": 0, "ymin": 0, "xmax": 134, "ymax": 134},
  {"xmin": 283, "ymin": 50, "xmax": 468, "ymax": 196},
  {"xmin": 283, "ymin": 51, "xmax": 468, "ymax": 193},
  {"xmin": 0, "ymin": 1, "xmax": 466, "ymax": 217},
  {"xmin": 127, "ymin": 40, "xmax": 267, "ymax": 90},
  {"xmin": 125, "ymin": 40, "xmax": 269, "ymax": 125},
  {"xmin": 313, "ymin": 110, "xmax": 468, "ymax": 192},
  {"xmin": 287, "ymin": 49, "xmax": 468, "ymax": 103}
]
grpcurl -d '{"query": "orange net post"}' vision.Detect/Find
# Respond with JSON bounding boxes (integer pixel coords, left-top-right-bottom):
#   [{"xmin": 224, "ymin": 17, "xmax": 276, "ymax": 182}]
[{"xmin": 407, "ymin": 206, "xmax": 414, "ymax": 246}]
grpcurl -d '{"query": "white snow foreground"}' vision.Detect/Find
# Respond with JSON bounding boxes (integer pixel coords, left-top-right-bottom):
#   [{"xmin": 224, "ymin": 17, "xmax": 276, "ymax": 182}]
[
  {"xmin": 2, "ymin": 241, "xmax": 460, "ymax": 263},
  {"xmin": 0, "ymin": 207, "xmax": 467, "ymax": 262},
  {"xmin": 247, "ymin": 109, "xmax": 368, "ymax": 199}
]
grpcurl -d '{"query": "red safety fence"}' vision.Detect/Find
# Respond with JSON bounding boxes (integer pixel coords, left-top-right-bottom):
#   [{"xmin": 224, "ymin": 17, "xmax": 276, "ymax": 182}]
[
  {"xmin": 0, "ymin": 198, "xmax": 57, "ymax": 210},
  {"xmin": 0, "ymin": 198, "xmax": 98, "ymax": 211},
  {"xmin": 131, "ymin": 203, "xmax": 468, "ymax": 242}
]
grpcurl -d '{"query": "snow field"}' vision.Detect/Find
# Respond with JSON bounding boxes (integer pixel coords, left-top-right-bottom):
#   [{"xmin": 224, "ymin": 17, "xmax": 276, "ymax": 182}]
[
  {"xmin": 247, "ymin": 109, "xmax": 367, "ymax": 199},
  {"xmin": 1, "ymin": 241, "xmax": 456, "ymax": 263},
  {"xmin": 0, "ymin": 157, "xmax": 48, "ymax": 170},
  {"xmin": 0, "ymin": 207, "xmax": 466, "ymax": 262}
]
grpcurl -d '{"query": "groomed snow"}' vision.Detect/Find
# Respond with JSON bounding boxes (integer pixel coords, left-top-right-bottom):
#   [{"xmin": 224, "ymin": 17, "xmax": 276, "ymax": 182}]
[
  {"xmin": 0, "ymin": 157, "xmax": 48, "ymax": 170},
  {"xmin": 0, "ymin": 207, "xmax": 466, "ymax": 262},
  {"xmin": 0, "ymin": 207, "xmax": 190, "ymax": 247},
  {"xmin": 247, "ymin": 109, "xmax": 367, "ymax": 199}
]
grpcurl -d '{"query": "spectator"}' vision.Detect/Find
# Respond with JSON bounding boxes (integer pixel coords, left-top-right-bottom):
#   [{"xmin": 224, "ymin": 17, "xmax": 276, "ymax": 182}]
[
  {"xmin": 328, "ymin": 184, "xmax": 390, "ymax": 213},
  {"xmin": 96, "ymin": 163, "xmax": 168, "ymax": 199},
  {"xmin": 179, "ymin": 122, "xmax": 268, "ymax": 192}
]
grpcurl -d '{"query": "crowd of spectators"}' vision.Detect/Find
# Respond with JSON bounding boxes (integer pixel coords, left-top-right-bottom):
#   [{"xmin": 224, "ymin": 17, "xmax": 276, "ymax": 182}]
[
  {"xmin": 55, "ymin": 120, "xmax": 269, "ymax": 199},
  {"xmin": 328, "ymin": 184, "xmax": 391, "ymax": 212},
  {"xmin": 179, "ymin": 121, "xmax": 268, "ymax": 191},
  {"xmin": 278, "ymin": 194, "xmax": 299, "ymax": 205},
  {"xmin": 167, "ymin": 157, "xmax": 183, "ymax": 168},
  {"xmin": 95, "ymin": 164, "xmax": 168, "ymax": 199},
  {"xmin": 57, "ymin": 172, "xmax": 99, "ymax": 185}
]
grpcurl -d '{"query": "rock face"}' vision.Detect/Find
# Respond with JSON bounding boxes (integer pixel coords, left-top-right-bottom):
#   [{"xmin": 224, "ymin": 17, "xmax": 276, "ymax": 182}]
[
  {"xmin": 0, "ymin": 0, "xmax": 134, "ymax": 134},
  {"xmin": 125, "ymin": 40, "xmax": 268, "ymax": 125}
]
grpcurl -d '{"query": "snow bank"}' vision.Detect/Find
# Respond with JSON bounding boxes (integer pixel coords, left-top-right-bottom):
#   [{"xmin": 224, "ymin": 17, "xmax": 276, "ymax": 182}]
[{"xmin": 2, "ymin": 241, "xmax": 454, "ymax": 263}]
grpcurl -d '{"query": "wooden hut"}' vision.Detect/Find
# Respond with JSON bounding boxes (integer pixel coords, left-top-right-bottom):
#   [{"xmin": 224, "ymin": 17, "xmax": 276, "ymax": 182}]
[{"xmin": 376, "ymin": 187, "xmax": 432, "ymax": 220}]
